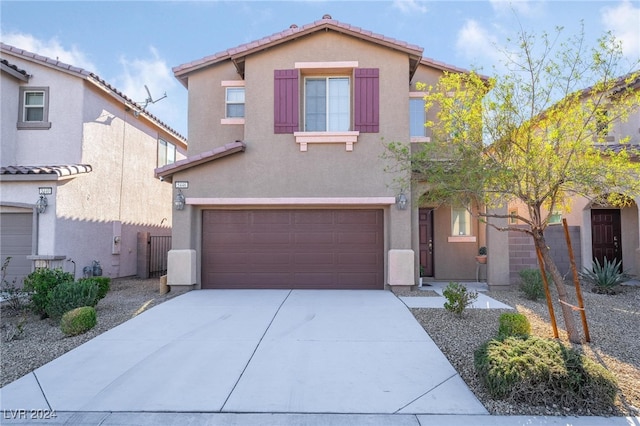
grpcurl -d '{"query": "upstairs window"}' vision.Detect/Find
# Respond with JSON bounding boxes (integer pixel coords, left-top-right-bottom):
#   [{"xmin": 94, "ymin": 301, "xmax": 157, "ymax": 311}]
[
  {"xmin": 274, "ymin": 67, "xmax": 379, "ymax": 135},
  {"xmin": 226, "ymin": 87, "xmax": 245, "ymax": 118},
  {"xmin": 304, "ymin": 77, "xmax": 350, "ymax": 131},
  {"xmin": 18, "ymin": 87, "xmax": 51, "ymax": 129},
  {"xmin": 158, "ymin": 139, "xmax": 176, "ymax": 167},
  {"xmin": 410, "ymin": 98, "xmax": 426, "ymax": 137}
]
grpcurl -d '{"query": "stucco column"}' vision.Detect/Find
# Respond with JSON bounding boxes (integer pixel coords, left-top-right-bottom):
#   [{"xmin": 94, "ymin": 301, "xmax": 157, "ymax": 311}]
[
  {"xmin": 487, "ymin": 206, "xmax": 510, "ymax": 288},
  {"xmin": 387, "ymin": 197, "xmax": 415, "ymax": 290}
]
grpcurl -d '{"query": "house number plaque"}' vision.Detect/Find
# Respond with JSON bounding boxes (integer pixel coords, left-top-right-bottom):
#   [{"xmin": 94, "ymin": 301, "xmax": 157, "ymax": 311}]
[{"xmin": 175, "ymin": 181, "xmax": 189, "ymax": 189}]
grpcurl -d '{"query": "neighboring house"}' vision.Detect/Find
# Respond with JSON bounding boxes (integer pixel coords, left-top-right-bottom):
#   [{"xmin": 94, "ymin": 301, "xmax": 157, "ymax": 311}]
[
  {"xmin": 0, "ymin": 43, "xmax": 187, "ymax": 286},
  {"xmin": 156, "ymin": 15, "xmax": 509, "ymax": 290},
  {"xmin": 507, "ymin": 75, "xmax": 640, "ymax": 282}
]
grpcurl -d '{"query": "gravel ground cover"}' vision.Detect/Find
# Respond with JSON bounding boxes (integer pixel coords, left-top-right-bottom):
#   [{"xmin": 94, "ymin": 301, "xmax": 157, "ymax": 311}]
[
  {"xmin": 0, "ymin": 277, "xmax": 189, "ymax": 387},
  {"xmin": 1, "ymin": 278, "xmax": 638, "ymax": 418},
  {"xmin": 402, "ymin": 282, "xmax": 640, "ymax": 417}
]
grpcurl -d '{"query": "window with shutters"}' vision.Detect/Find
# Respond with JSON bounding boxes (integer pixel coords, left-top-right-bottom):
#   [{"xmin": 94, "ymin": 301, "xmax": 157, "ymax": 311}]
[{"xmin": 274, "ymin": 63, "xmax": 379, "ymax": 151}]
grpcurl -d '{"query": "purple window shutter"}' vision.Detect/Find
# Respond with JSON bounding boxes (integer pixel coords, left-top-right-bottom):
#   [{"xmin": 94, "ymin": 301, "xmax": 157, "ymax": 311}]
[
  {"xmin": 274, "ymin": 69, "xmax": 299, "ymax": 134},
  {"xmin": 354, "ymin": 68, "xmax": 379, "ymax": 133}
]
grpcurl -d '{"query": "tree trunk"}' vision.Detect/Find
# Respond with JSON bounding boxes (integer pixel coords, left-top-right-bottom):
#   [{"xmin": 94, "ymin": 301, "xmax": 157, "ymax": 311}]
[{"xmin": 533, "ymin": 231, "xmax": 581, "ymax": 344}]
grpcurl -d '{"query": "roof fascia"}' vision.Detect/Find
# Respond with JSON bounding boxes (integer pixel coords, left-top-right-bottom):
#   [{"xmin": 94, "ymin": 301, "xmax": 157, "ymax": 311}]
[
  {"xmin": 1, "ymin": 61, "xmax": 30, "ymax": 81},
  {"xmin": 174, "ymin": 20, "xmax": 424, "ymax": 82},
  {"xmin": 155, "ymin": 141, "xmax": 246, "ymax": 182}
]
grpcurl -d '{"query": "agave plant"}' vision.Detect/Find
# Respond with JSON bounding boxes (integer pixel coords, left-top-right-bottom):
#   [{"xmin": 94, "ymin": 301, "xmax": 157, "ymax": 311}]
[{"xmin": 579, "ymin": 257, "xmax": 628, "ymax": 294}]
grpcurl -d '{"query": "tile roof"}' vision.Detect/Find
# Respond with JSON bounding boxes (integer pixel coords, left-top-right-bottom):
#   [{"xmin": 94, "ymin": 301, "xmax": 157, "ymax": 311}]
[
  {"xmin": 173, "ymin": 16, "xmax": 426, "ymax": 84},
  {"xmin": 155, "ymin": 141, "xmax": 246, "ymax": 182},
  {"xmin": 0, "ymin": 164, "xmax": 93, "ymax": 177},
  {"xmin": 1, "ymin": 43, "xmax": 186, "ymax": 144},
  {"xmin": 1, "ymin": 58, "xmax": 30, "ymax": 81},
  {"xmin": 597, "ymin": 143, "xmax": 640, "ymax": 158}
]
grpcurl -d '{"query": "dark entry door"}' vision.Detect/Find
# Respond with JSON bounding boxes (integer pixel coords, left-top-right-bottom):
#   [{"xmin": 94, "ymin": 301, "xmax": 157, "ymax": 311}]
[
  {"xmin": 591, "ymin": 209, "xmax": 622, "ymax": 269},
  {"xmin": 419, "ymin": 208, "xmax": 434, "ymax": 277}
]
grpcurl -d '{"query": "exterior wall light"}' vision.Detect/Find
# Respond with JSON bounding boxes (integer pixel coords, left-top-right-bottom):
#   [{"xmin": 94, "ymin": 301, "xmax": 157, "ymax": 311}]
[
  {"xmin": 174, "ymin": 190, "xmax": 186, "ymax": 210},
  {"xmin": 36, "ymin": 195, "xmax": 48, "ymax": 214},
  {"xmin": 396, "ymin": 192, "xmax": 408, "ymax": 210}
]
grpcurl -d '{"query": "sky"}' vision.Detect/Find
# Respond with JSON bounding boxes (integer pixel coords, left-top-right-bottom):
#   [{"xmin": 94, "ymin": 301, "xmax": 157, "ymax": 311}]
[{"xmin": 1, "ymin": 0, "xmax": 639, "ymax": 137}]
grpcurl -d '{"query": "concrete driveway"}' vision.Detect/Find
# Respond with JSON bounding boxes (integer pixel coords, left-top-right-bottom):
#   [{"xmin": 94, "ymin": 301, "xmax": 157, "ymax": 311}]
[{"xmin": 0, "ymin": 289, "xmax": 487, "ymax": 415}]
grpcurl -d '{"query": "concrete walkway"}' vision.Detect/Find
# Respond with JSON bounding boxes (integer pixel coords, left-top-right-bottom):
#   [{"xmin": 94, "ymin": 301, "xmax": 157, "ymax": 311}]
[{"xmin": 399, "ymin": 282, "xmax": 513, "ymax": 309}]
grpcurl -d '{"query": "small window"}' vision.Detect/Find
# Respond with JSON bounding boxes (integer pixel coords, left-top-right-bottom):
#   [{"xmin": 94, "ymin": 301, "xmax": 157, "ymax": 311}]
[
  {"xmin": 18, "ymin": 87, "xmax": 51, "ymax": 129},
  {"xmin": 548, "ymin": 211, "xmax": 562, "ymax": 225},
  {"xmin": 226, "ymin": 87, "xmax": 245, "ymax": 118},
  {"xmin": 509, "ymin": 209, "xmax": 518, "ymax": 224},
  {"xmin": 410, "ymin": 98, "xmax": 426, "ymax": 137},
  {"xmin": 451, "ymin": 207, "xmax": 471, "ymax": 236},
  {"xmin": 158, "ymin": 139, "xmax": 176, "ymax": 167},
  {"xmin": 304, "ymin": 77, "xmax": 350, "ymax": 131}
]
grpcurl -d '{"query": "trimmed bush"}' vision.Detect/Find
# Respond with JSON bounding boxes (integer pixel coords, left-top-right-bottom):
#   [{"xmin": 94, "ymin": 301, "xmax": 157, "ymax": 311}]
[
  {"xmin": 78, "ymin": 277, "xmax": 111, "ymax": 300},
  {"xmin": 443, "ymin": 282, "xmax": 478, "ymax": 316},
  {"xmin": 60, "ymin": 306, "xmax": 97, "ymax": 336},
  {"xmin": 23, "ymin": 268, "xmax": 74, "ymax": 317},
  {"xmin": 474, "ymin": 336, "xmax": 617, "ymax": 411},
  {"xmin": 518, "ymin": 268, "xmax": 547, "ymax": 301},
  {"xmin": 45, "ymin": 280, "xmax": 100, "ymax": 320},
  {"xmin": 498, "ymin": 312, "xmax": 531, "ymax": 338}
]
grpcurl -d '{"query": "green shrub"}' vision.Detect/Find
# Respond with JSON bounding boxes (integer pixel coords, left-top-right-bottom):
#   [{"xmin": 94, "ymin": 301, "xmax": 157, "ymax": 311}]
[
  {"xmin": 45, "ymin": 280, "xmax": 100, "ymax": 320},
  {"xmin": 442, "ymin": 282, "xmax": 478, "ymax": 316},
  {"xmin": 580, "ymin": 257, "xmax": 628, "ymax": 294},
  {"xmin": 498, "ymin": 312, "xmax": 531, "ymax": 338},
  {"xmin": 78, "ymin": 277, "xmax": 110, "ymax": 300},
  {"xmin": 518, "ymin": 268, "xmax": 548, "ymax": 301},
  {"xmin": 23, "ymin": 268, "xmax": 74, "ymax": 317},
  {"xmin": 60, "ymin": 306, "xmax": 97, "ymax": 336},
  {"xmin": 474, "ymin": 336, "xmax": 617, "ymax": 411}
]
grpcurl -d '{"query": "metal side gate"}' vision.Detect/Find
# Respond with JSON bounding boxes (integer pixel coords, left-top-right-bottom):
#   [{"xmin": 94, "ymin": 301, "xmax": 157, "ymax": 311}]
[{"xmin": 149, "ymin": 235, "xmax": 171, "ymax": 278}]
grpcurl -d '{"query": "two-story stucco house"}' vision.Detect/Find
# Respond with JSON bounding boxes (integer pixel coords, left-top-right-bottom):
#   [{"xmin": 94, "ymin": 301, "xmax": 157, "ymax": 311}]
[
  {"xmin": 156, "ymin": 16, "xmax": 510, "ymax": 291},
  {"xmin": 507, "ymin": 74, "xmax": 640, "ymax": 282},
  {"xmin": 1, "ymin": 43, "xmax": 187, "ymax": 285}
]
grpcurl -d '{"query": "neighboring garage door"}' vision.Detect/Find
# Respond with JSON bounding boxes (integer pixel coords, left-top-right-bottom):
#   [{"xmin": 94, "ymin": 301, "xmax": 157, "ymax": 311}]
[
  {"xmin": 0, "ymin": 212, "xmax": 33, "ymax": 287},
  {"xmin": 202, "ymin": 209, "xmax": 384, "ymax": 289}
]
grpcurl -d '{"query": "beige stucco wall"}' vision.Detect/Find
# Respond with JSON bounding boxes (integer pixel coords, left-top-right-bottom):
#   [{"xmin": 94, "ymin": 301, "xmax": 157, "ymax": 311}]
[{"xmin": 171, "ymin": 31, "xmax": 415, "ymax": 287}]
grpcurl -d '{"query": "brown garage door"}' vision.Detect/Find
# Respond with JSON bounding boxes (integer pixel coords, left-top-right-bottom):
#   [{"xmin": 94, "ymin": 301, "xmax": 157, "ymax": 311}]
[{"xmin": 202, "ymin": 209, "xmax": 383, "ymax": 289}]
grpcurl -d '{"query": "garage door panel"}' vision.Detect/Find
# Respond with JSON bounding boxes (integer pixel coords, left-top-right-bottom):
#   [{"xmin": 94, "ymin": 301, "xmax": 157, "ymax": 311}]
[
  {"xmin": 337, "ymin": 232, "xmax": 378, "ymax": 245},
  {"xmin": 208, "ymin": 232, "xmax": 252, "ymax": 245},
  {"xmin": 294, "ymin": 252, "xmax": 334, "ymax": 265},
  {"xmin": 294, "ymin": 232, "xmax": 334, "ymax": 244},
  {"xmin": 338, "ymin": 253, "xmax": 379, "ymax": 266},
  {"xmin": 202, "ymin": 209, "xmax": 383, "ymax": 289},
  {"xmin": 294, "ymin": 211, "xmax": 334, "ymax": 224},
  {"xmin": 0, "ymin": 213, "xmax": 33, "ymax": 287}
]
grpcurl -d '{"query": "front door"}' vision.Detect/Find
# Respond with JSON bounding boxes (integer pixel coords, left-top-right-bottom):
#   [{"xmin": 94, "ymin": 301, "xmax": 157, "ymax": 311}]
[
  {"xmin": 591, "ymin": 209, "xmax": 622, "ymax": 269},
  {"xmin": 419, "ymin": 208, "xmax": 434, "ymax": 277}
]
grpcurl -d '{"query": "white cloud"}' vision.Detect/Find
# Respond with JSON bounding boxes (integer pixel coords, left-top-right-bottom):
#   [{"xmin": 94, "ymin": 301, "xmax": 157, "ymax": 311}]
[
  {"xmin": 392, "ymin": 0, "xmax": 428, "ymax": 15},
  {"xmin": 601, "ymin": 0, "xmax": 640, "ymax": 61},
  {"xmin": 1, "ymin": 32, "xmax": 98, "ymax": 72},
  {"xmin": 456, "ymin": 19, "xmax": 502, "ymax": 66}
]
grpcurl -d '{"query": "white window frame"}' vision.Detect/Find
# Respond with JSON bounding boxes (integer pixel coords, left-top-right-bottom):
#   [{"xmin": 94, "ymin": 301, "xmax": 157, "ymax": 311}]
[
  {"xmin": 303, "ymin": 76, "xmax": 350, "ymax": 132},
  {"xmin": 18, "ymin": 87, "xmax": 51, "ymax": 129},
  {"xmin": 409, "ymin": 93, "xmax": 430, "ymax": 142},
  {"xmin": 225, "ymin": 87, "xmax": 245, "ymax": 118},
  {"xmin": 221, "ymin": 80, "xmax": 245, "ymax": 125},
  {"xmin": 158, "ymin": 139, "xmax": 176, "ymax": 167}
]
